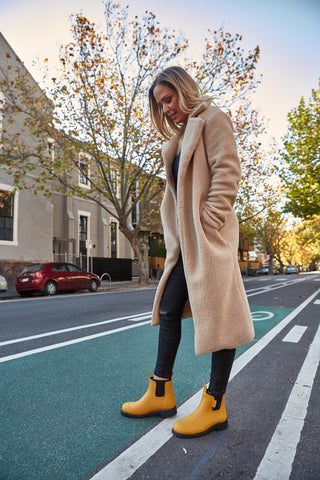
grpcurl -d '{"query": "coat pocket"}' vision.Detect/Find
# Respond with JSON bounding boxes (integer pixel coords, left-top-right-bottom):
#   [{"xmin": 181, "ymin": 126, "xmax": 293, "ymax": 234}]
[
  {"xmin": 201, "ymin": 202, "xmax": 225, "ymax": 231},
  {"xmin": 200, "ymin": 214, "xmax": 229, "ymax": 250}
]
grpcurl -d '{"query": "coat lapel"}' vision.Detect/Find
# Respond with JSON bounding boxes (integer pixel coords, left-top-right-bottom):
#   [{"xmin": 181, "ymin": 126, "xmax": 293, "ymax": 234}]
[
  {"xmin": 162, "ymin": 103, "xmax": 207, "ymax": 196},
  {"xmin": 180, "ymin": 117, "xmax": 204, "ymax": 165},
  {"xmin": 162, "ymin": 135, "xmax": 180, "ymax": 196},
  {"xmin": 178, "ymin": 117, "xmax": 204, "ymax": 191}
]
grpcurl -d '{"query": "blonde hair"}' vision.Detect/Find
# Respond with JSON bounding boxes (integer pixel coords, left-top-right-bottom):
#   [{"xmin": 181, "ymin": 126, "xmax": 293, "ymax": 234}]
[{"xmin": 149, "ymin": 66, "xmax": 208, "ymax": 139}]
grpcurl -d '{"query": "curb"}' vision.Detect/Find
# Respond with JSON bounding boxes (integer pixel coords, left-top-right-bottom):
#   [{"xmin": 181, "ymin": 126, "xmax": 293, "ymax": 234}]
[{"xmin": 0, "ymin": 280, "xmax": 159, "ymax": 300}]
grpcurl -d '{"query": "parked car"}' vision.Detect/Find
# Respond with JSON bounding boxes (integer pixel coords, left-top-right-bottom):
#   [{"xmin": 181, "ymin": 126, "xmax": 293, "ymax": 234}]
[
  {"xmin": 260, "ymin": 265, "xmax": 269, "ymax": 275},
  {"xmin": 285, "ymin": 265, "xmax": 298, "ymax": 274},
  {"xmin": 16, "ymin": 262, "xmax": 101, "ymax": 296},
  {"xmin": 0, "ymin": 275, "xmax": 8, "ymax": 292}
]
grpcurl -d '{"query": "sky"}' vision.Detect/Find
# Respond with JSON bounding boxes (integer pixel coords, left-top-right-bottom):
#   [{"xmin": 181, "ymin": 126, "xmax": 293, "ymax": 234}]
[{"xmin": 1, "ymin": 0, "xmax": 319, "ymax": 146}]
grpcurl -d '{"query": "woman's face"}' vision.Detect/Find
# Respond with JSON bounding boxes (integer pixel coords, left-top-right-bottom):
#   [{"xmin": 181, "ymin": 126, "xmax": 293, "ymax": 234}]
[{"xmin": 153, "ymin": 83, "xmax": 188, "ymax": 124}]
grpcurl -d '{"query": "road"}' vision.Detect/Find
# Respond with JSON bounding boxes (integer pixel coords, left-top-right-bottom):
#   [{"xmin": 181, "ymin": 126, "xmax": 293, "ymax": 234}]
[{"xmin": 0, "ymin": 273, "xmax": 320, "ymax": 479}]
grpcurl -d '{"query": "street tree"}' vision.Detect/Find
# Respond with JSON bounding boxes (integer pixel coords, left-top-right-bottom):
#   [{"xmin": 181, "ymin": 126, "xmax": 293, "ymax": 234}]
[
  {"xmin": 0, "ymin": 1, "xmax": 269, "ymax": 283},
  {"xmin": 281, "ymin": 78, "xmax": 320, "ymax": 219},
  {"xmin": 280, "ymin": 227, "xmax": 302, "ymax": 267},
  {"xmin": 277, "ymin": 217, "xmax": 320, "ymax": 270},
  {"xmin": 294, "ymin": 216, "xmax": 320, "ymax": 268},
  {"xmin": 187, "ymin": 28, "xmax": 276, "ymax": 225},
  {"xmin": 254, "ymin": 208, "xmax": 287, "ymax": 274}
]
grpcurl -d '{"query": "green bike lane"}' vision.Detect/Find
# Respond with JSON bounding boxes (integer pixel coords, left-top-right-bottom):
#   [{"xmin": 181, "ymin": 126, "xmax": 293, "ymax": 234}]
[{"xmin": 0, "ymin": 304, "xmax": 293, "ymax": 480}]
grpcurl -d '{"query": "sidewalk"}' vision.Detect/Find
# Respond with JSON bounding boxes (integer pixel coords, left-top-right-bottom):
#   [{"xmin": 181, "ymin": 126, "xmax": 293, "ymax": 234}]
[{"xmin": 0, "ymin": 279, "xmax": 159, "ymax": 300}]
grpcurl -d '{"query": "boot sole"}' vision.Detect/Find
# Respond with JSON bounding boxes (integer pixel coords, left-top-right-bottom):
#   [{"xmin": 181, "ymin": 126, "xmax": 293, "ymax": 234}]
[
  {"xmin": 172, "ymin": 419, "xmax": 228, "ymax": 438},
  {"xmin": 121, "ymin": 406, "xmax": 177, "ymax": 419}
]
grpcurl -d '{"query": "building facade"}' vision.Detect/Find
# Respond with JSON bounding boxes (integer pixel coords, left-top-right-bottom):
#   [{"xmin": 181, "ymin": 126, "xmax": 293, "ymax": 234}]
[{"xmin": 0, "ymin": 33, "xmax": 133, "ymax": 285}]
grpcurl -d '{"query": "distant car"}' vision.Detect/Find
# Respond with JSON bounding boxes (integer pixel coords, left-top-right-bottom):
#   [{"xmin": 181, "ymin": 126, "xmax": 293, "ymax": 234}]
[
  {"xmin": 0, "ymin": 275, "xmax": 8, "ymax": 292},
  {"xmin": 286, "ymin": 265, "xmax": 298, "ymax": 274},
  {"xmin": 260, "ymin": 265, "xmax": 269, "ymax": 275},
  {"xmin": 16, "ymin": 262, "xmax": 101, "ymax": 296}
]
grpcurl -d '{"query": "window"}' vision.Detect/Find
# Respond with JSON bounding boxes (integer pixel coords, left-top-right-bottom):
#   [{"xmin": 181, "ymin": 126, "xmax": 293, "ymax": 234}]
[
  {"xmin": 79, "ymin": 214, "xmax": 88, "ymax": 255},
  {"xmin": 0, "ymin": 185, "xmax": 18, "ymax": 245},
  {"xmin": 0, "ymin": 190, "xmax": 14, "ymax": 241},
  {"xmin": 110, "ymin": 169, "xmax": 118, "ymax": 191},
  {"xmin": 79, "ymin": 153, "xmax": 90, "ymax": 187},
  {"xmin": 51, "ymin": 263, "xmax": 68, "ymax": 272},
  {"xmin": 110, "ymin": 221, "xmax": 117, "ymax": 258},
  {"xmin": 22, "ymin": 264, "xmax": 44, "ymax": 274},
  {"xmin": 0, "ymin": 92, "xmax": 5, "ymax": 137},
  {"xmin": 48, "ymin": 138, "xmax": 55, "ymax": 162},
  {"xmin": 66, "ymin": 264, "xmax": 82, "ymax": 273},
  {"xmin": 131, "ymin": 181, "xmax": 139, "ymax": 227}
]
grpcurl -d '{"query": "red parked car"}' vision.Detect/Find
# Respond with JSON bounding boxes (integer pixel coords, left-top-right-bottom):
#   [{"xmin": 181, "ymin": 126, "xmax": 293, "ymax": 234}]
[{"xmin": 16, "ymin": 262, "xmax": 101, "ymax": 296}]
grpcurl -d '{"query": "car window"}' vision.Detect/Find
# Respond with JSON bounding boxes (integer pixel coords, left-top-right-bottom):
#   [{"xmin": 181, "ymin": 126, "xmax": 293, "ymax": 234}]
[
  {"xmin": 51, "ymin": 263, "xmax": 68, "ymax": 272},
  {"xmin": 22, "ymin": 264, "xmax": 44, "ymax": 274},
  {"xmin": 66, "ymin": 264, "xmax": 82, "ymax": 273}
]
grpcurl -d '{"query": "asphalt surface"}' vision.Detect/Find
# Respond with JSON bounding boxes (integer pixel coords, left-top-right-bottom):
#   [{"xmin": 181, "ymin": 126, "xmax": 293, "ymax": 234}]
[
  {"xmin": 0, "ymin": 273, "xmax": 319, "ymax": 480},
  {"xmin": 0, "ymin": 279, "xmax": 157, "ymax": 300}
]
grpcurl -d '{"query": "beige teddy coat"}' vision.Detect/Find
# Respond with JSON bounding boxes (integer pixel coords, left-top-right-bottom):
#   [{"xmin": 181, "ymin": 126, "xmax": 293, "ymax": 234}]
[{"xmin": 151, "ymin": 100, "xmax": 254, "ymax": 356}]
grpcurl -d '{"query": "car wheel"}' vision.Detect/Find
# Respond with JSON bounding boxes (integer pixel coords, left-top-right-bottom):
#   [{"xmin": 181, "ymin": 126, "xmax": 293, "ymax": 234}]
[
  {"xmin": 45, "ymin": 280, "xmax": 57, "ymax": 295},
  {"xmin": 88, "ymin": 279, "xmax": 98, "ymax": 292}
]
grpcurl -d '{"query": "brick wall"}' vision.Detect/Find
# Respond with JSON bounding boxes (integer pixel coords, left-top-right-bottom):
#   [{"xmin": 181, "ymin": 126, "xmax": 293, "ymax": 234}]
[{"xmin": 0, "ymin": 260, "xmax": 42, "ymax": 289}]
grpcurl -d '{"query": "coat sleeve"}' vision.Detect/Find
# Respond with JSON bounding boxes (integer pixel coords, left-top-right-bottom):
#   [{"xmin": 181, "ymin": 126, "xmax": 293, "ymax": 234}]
[{"xmin": 201, "ymin": 109, "xmax": 241, "ymax": 231}]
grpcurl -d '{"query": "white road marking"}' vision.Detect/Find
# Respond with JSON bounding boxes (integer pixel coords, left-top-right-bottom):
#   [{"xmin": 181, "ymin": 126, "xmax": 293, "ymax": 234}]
[
  {"xmin": 0, "ymin": 277, "xmax": 311, "ymax": 351},
  {"xmin": 246, "ymin": 276, "xmax": 309, "ymax": 297},
  {"xmin": 314, "ymin": 299, "xmax": 320, "ymax": 304},
  {"xmin": 251, "ymin": 311, "xmax": 275, "ymax": 321},
  {"xmin": 254, "ymin": 322, "xmax": 320, "ymax": 480},
  {"xmin": 0, "ymin": 320, "xmax": 151, "ymax": 363},
  {"xmin": 128, "ymin": 315, "xmax": 152, "ymax": 322},
  {"xmin": 90, "ymin": 287, "xmax": 320, "ymax": 480},
  {"xmin": 282, "ymin": 325, "xmax": 307, "ymax": 343},
  {"xmin": 0, "ymin": 312, "xmax": 152, "ymax": 347},
  {"xmin": 1, "ymin": 275, "xmax": 314, "ymax": 305}
]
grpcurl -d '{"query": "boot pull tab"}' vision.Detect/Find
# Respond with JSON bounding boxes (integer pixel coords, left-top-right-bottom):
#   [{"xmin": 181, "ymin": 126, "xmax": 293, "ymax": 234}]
[{"xmin": 210, "ymin": 394, "xmax": 223, "ymax": 410}]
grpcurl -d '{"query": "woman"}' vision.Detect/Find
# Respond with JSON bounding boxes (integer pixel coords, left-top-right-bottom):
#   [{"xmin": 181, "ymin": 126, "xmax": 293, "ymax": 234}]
[{"xmin": 121, "ymin": 66, "xmax": 254, "ymax": 438}]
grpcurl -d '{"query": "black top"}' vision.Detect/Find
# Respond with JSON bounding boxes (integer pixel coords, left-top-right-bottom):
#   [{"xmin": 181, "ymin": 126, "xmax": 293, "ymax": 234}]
[{"xmin": 172, "ymin": 152, "xmax": 180, "ymax": 194}]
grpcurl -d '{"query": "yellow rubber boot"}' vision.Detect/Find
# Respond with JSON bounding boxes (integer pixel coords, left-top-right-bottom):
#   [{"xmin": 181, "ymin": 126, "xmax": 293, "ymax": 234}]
[
  {"xmin": 172, "ymin": 386, "xmax": 227, "ymax": 438},
  {"xmin": 121, "ymin": 371, "xmax": 177, "ymax": 418}
]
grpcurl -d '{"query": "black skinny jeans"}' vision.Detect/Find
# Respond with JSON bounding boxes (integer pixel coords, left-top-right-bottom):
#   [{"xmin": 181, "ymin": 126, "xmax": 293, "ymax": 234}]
[{"xmin": 154, "ymin": 254, "xmax": 235, "ymax": 397}]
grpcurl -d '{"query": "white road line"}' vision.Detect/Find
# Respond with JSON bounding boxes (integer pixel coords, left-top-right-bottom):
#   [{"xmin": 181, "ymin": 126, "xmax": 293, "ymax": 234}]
[
  {"xmin": 128, "ymin": 315, "xmax": 152, "ymax": 322},
  {"xmin": 91, "ymin": 287, "xmax": 320, "ymax": 480},
  {"xmin": 0, "ymin": 312, "xmax": 152, "ymax": 347},
  {"xmin": 246, "ymin": 277, "xmax": 309, "ymax": 297},
  {"xmin": 254, "ymin": 322, "xmax": 320, "ymax": 480},
  {"xmin": 314, "ymin": 299, "xmax": 320, "ymax": 304},
  {"xmin": 282, "ymin": 325, "xmax": 307, "ymax": 343},
  {"xmin": 0, "ymin": 321, "xmax": 151, "ymax": 363},
  {"xmin": 0, "ymin": 276, "xmax": 312, "ymax": 348}
]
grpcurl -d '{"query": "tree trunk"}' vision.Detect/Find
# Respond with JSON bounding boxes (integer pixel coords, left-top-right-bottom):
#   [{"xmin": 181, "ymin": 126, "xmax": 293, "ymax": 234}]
[
  {"xmin": 119, "ymin": 224, "xmax": 150, "ymax": 285},
  {"xmin": 135, "ymin": 241, "xmax": 150, "ymax": 285},
  {"xmin": 268, "ymin": 255, "xmax": 274, "ymax": 275}
]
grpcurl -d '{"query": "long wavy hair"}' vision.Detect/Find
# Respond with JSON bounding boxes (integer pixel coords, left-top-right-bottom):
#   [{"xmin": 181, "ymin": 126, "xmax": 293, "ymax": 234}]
[{"xmin": 149, "ymin": 66, "xmax": 209, "ymax": 139}]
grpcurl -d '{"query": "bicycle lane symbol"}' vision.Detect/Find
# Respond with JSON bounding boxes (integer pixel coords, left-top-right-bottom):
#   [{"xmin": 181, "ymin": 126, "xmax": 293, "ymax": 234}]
[
  {"xmin": 251, "ymin": 311, "xmax": 275, "ymax": 321},
  {"xmin": 242, "ymin": 306, "xmax": 294, "ymax": 351}
]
